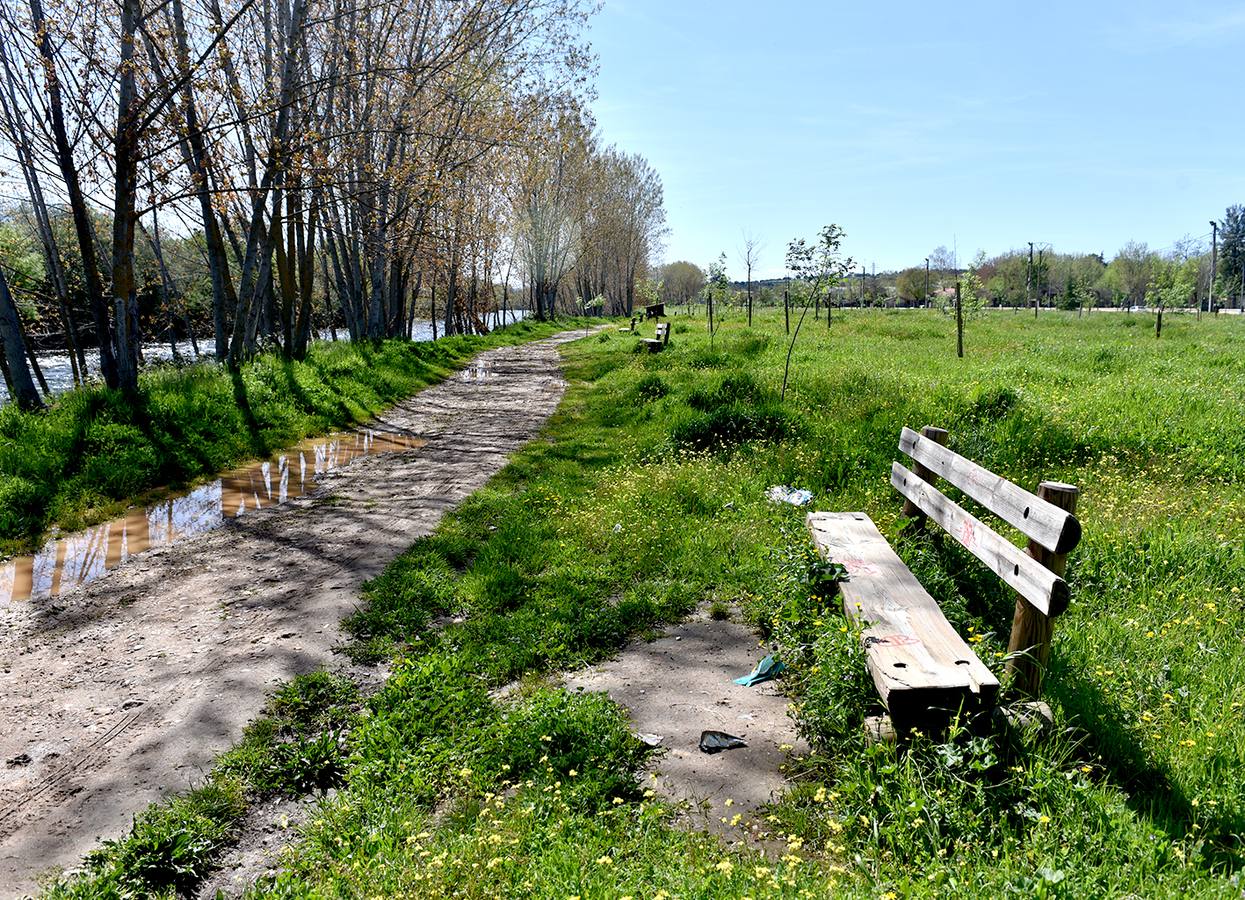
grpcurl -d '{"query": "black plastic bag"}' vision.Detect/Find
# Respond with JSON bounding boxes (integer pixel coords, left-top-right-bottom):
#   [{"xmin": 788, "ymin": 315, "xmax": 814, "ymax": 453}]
[{"xmin": 698, "ymin": 730, "xmax": 747, "ymax": 754}]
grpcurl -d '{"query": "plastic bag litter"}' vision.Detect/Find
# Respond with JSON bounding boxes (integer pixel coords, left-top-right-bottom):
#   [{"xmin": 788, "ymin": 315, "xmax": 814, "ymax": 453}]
[
  {"xmin": 766, "ymin": 485, "xmax": 813, "ymax": 506},
  {"xmin": 734, "ymin": 654, "xmax": 787, "ymax": 687},
  {"xmin": 699, "ymin": 730, "xmax": 748, "ymax": 754}
]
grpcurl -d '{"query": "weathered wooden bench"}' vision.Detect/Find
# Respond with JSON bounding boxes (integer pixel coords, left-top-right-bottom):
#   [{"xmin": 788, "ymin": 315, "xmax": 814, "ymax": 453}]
[
  {"xmin": 644, "ymin": 302, "xmax": 665, "ymax": 320},
  {"xmin": 807, "ymin": 425, "xmax": 1081, "ymax": 735},
  {"xmin": 618, "ymin": 316, "xmax": 638, "ymax": 334},
  {"xmin": 642, "ymin": 322, "xmax": 670, "ymax": 352}
]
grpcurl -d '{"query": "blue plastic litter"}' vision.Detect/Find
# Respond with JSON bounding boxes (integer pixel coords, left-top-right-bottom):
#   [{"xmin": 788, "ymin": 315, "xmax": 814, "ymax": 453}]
[
  {"xmin": 734, "ymin": 654, "xmax": 787, "ymax": 686},
  {"xmin": 766, "ymin": 485, "xmax": 813, "ymax": 506}
]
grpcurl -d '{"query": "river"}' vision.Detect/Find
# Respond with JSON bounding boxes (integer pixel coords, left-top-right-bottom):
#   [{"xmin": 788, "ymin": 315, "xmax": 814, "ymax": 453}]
[{"xmin": 1, "ymin": 310, "xmax": 529, "ymax": 404}]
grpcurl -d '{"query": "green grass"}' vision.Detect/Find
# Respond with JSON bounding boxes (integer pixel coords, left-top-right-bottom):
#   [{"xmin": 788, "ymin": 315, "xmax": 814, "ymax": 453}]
[
  {"xmin": 0, "ymin": 320, "xmax": 584, "ymax": 554},
  {"xmin": 45, "ymin": 309, "xmax": 1245, "ymax": 898}
]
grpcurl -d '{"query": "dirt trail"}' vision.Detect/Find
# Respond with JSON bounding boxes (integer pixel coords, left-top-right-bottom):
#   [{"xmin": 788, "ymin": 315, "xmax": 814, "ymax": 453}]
[{"xmin": 0, "ymin": 329, "xmax": 591, "ymax": 897}]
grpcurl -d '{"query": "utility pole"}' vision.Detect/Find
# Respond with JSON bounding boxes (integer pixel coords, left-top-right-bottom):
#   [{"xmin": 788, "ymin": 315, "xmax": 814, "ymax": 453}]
[
  {"xmin": 784, "ymin": 274, "xmax": 790, "ymax": 335},
  {"xmin": 1209, "ymin": 219, "xmax": 1218, "ymax": 318},
  {"xmin": 1027, "ymin": 242, "xmax": 1035, "ymax": 316},
  {"xmin": 861, "ymin": 265, "xmax": 867, "ymax": 307},
  {"xmin": 955, "ymin": 281, "xmax": 964, "ymax": 358},
  {"xmin": 924, "ymin": 257, "xmax": 930, "ymax": 308},
  {"xmin": 1036, "ymin": 247, "xmax": 1045, "ymax": 319}
]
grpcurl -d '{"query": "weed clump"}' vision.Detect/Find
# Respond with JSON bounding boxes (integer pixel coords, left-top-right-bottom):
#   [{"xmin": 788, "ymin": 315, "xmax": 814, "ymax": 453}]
[
  {"xmin": 632, "ymin": 373, "xmax": 669, "ymax": 401},
  {"xmin": 686, "ymin": 371, "xmax": 765, "ymax": 411},
  {"xmin": 671, "ymin": 371, "xmax": 792, "ymax": 452},
  {"xmin": 670, "ymin": 405, "xmax": 791, "ymax": 452},
  {"xmin": 216, "ymin": 671, "xmax": 359, "ymax": 796}
]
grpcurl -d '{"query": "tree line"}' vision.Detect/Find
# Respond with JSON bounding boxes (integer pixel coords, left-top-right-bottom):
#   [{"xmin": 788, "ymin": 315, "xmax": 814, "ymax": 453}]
[
  {"xmin": 895, "ymin": 208, "xmax": 1245, "ymax": 312},
  {"xmin": 0, "ymin": 0, "xmax": 667, "ymax": 411}
]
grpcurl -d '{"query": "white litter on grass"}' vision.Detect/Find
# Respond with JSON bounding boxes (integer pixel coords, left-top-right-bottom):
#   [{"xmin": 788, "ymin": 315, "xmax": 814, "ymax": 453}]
[{"xmin": 766, "ymin": 485, "xmax": 813, "ymax": 506}]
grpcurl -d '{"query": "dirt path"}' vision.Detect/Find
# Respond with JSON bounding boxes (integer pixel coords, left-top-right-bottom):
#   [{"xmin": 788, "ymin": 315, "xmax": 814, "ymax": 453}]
[
  {"xmin": 0, "ymin": 329, "xmax": 593, "ymax": 897},
  {"xmin": 564, "ymin": 609, "xmax": 807, "ymax": 843}
]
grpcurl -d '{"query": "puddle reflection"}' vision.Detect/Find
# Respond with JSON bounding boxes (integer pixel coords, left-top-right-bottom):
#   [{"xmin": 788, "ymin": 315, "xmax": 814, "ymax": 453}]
[
  {"xmin": 0, "ymin": 428, "xmax": 424, "ymax": 604},
  {"xmin": 458, "ymin": 360, "xmax": 496, "ymax": 381}
]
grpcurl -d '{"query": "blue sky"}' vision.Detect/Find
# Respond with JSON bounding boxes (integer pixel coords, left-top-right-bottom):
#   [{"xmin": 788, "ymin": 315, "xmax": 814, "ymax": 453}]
[{"xmin": 588, "ymin": 0, "xmax": 1245, "ymax": 278}]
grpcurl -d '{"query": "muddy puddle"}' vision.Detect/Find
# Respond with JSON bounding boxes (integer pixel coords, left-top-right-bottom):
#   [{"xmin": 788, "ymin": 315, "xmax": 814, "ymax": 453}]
[
  {"xmin": 0, "ymin": 428, "xmax": 425, "ymax": 604},
  {"xmin": 458, "ymin": 360, "xmax": 497, "ymax": 381}
]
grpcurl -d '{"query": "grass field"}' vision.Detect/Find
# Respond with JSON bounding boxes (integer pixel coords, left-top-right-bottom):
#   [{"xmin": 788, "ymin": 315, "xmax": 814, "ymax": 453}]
[
  {"xmin": 0, "ymin": 319, "xmax": 584, "ymax": 554},
  {"xmin": 48, "ymin": 308, "xmax": 1245, "ymax": 898}
]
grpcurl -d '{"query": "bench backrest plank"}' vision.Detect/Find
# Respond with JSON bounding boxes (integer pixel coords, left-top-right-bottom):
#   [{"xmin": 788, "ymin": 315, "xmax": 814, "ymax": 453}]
[
  {"xmin": 807, "ymin": 512, "xmax": 999, "ymax": 724},
  {"xmin": 899, "ymin": 427, "xmax": 1081, "ymax": 554},
  {"xmin": 890, "ymin": 462, "xmax": 1070, "ymax": 616},
  {"xmin": 655, "ymin": 322, "xmax": 670, "ymax": 343}
]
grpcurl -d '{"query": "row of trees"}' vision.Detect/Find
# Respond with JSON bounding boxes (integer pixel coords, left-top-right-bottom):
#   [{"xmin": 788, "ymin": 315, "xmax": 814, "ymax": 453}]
[
  {"xmin": 892, "ymin": 207, "xmax": 1245, "ymax": 311},
  {"xmin": 0, "ymin": 0, "xmax": 668, "ymax": 411}
]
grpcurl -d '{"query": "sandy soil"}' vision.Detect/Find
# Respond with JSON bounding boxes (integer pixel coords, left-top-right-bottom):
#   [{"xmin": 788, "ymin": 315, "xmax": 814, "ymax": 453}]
[
  {"xmin": 0, "ymin": 329, "xmax": 592, "ymax": 898},
  {"xmin": 564, "ymin": 609, "xmax": 807, "ymax": 842}
]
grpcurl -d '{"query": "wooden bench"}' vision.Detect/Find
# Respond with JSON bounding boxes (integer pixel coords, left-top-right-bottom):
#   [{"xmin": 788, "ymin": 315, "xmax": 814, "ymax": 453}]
[
  {"xmin": 807, "ymin": 425, "xmax": 1081, "ymax": 734},
  {"xmin": 642, "ymin": 322, "xmax": 670, "ymax": 352},
  {"xmin": 644, "ymin": 302, "xmax": 665, "ymax": 320},
  {"xmin": 618, "ymin": 316, "xmax": 638, "ymax": 333}
]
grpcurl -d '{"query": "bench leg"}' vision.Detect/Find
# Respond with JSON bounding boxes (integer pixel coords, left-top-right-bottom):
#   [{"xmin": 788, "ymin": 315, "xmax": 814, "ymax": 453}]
[{"xmin": 863, "ymin": 714, "xmax": 897, "ymax": 745}]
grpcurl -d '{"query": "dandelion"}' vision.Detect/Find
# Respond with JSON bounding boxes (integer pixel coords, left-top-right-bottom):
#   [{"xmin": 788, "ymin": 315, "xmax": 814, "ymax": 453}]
[{"xmin": 596, "ymin": 855, "xmax": 613, "ymax": 866}]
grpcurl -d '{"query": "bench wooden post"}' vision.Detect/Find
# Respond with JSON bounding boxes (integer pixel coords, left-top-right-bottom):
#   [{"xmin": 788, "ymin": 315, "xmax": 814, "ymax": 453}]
[
  {"xmin": 901, "ymin": 426, "xmax": 948, "ymax": 523},
  {"xmin": 1005, "ymin": 481, "xmax": 1078, "ymax": 697}
]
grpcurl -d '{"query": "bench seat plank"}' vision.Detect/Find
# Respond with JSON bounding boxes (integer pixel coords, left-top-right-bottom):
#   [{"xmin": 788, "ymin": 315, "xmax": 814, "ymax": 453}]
[
  {"xmin": 890, "ymin": 462, "xmax": 1070, "ymax": 617},
  {"xmin": 899, "ymin": 427, "xmax": 1081, "ymax": 554},
  {"xmin": 807, "ymin": 512, "xmax": 999, "ymax": 725}
]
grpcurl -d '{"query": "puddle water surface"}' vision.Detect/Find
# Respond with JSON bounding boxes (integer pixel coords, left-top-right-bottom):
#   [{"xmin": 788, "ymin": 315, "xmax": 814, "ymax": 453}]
[
  {"xmin": 458, "ymin": 360, "xmax": 497, "ymax": 381},
  {"xmin": 1, "ymin": 428, "xmax": 424, "ymax": 604}
]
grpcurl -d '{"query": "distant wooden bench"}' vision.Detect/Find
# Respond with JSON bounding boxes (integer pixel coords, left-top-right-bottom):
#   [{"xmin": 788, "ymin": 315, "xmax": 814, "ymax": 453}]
[
  {"xmin": 618, "ymin": 316, "xmax": 638, "ymax": 333},
  {"xmin": 642, "ymin": 322, "xmax": 670, "ymax": 352},
  {"xmin": 644, "ymin": 302, "xmax": 665, "ymax": 320},
  {"xmin": 807, "ymin": 425, "xmax": 1081, "ymax": 735}
]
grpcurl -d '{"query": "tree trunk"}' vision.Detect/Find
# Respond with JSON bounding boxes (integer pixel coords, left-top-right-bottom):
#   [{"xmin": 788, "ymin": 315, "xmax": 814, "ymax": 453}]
[
  {"xmin": 109, "ymin": 0, "xmax": 143, "ymax": 395},
  {"xmin": 30, "ymin": 0, "xmax": 118, "ymax": 388},
  {"xmin": 171, "ymin": 0, "xmax": 236, "ymax": 361},
  {"xmin": 0, "ymin": 268, "xmax": 42, "ymax": 410}
]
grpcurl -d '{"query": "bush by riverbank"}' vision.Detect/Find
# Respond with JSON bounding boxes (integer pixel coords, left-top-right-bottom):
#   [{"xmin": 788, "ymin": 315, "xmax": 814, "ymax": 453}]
[{"xmin": 0, "ymin": 320, "xmax": 584, "ymax": 554}]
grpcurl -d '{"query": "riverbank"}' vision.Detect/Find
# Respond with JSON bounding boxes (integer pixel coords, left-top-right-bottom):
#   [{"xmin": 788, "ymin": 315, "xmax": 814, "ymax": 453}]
[
  {"xmin": 0, "ymin": 319, "xmax": 580, "ymax": 556},
  {"xmin": 40, "ymin": 310, "xmax": 1245, "ymax": 897}
]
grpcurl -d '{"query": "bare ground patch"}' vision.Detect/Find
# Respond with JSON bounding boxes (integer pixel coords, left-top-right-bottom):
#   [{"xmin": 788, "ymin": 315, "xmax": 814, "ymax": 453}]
[{"xmin": 564, "ymin": 608, "xmax": 807, "ymax": 844}]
